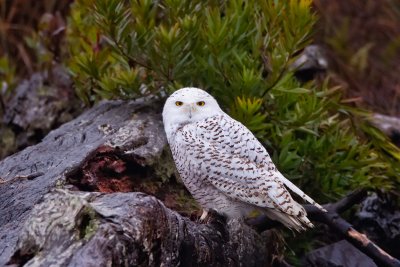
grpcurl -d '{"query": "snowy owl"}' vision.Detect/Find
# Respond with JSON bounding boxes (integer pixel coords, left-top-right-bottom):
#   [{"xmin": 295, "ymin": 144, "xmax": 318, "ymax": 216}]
[{"xmin": 162, "ymin": 87, "xmax": 325, "ymax": 231}]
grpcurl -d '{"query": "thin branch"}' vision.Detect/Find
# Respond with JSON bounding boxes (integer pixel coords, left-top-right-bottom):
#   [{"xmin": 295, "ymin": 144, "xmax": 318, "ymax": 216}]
[
  {"xmin": 322, "ymin": 188, "xmax": 368, "ymax": 214},
  {"xmin": 248, "ymin": 189, "xmax": 400, "ymax": 267},
  {"xmin": 310, "ymin": 210, "xmax": 400, "ymax": 267}
]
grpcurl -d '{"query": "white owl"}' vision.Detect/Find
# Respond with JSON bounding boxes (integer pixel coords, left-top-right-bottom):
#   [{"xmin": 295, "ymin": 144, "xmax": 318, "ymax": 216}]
[{"xmin": 162, "ymin": 87, "xmax": 325, "ymax": 231}]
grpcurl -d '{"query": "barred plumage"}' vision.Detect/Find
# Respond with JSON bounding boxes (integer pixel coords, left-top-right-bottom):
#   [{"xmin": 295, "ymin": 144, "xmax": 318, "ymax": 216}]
[{"xmin": 162, "ymin": 87, "xmax": 325, "ymax": 231}]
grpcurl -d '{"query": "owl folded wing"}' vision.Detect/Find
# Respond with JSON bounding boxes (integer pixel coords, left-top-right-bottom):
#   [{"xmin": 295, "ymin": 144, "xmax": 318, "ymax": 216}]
[{"xmin": 190, "ymin": 138, "xmax": 308, "ymax": 218}]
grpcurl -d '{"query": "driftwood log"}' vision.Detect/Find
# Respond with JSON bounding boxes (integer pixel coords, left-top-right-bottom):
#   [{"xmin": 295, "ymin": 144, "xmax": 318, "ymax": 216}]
[
  {"xmin": 6, "ymin": 190, "xmax": 269, "ymax": 266},
  {"xmin": 0, "ymin": 99, "xmax": 273, "ymax": 266}
]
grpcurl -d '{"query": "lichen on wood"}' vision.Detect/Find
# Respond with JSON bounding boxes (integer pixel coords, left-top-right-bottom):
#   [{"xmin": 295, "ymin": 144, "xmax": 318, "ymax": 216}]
[
  {"xmin": 0, "ymin": 99, "xmax": 169, "ymax": 265},
  {"xmin": 7, "ymin": 189, "xmax": 272, "ymax": 267}
]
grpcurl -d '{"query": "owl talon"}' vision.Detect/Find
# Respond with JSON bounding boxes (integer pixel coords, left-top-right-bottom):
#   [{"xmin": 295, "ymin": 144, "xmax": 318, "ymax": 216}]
[{"xmin": 198, "ymin": 209, "xmax": 209, "ymax": 223}]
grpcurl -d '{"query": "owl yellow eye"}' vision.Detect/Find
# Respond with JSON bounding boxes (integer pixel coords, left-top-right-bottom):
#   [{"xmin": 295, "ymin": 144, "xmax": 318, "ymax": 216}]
[
  {"xmin": 196, "ymin": 101, "xmax": 205, "ymax": 106},
  {"xmin": 175, "ymin": 101, "xmax": 183, "ymax": 106}
]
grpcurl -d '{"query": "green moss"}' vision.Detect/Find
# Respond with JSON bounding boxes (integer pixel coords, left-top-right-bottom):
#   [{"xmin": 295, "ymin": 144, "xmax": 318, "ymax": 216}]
[
  {"xmin": 77, "ymin": 206, "xmax": 98, "ymax": 241},
  {"xmin": 153, "ymin": 147, "xmax": 177, "ymax": 183},
  {"xmin": 0, "ymin": 126, "xmax": 15, "ymax": 159},
  {"xmin": 55, "ymin": 179, "xmax": 66, "ymax": 189}
]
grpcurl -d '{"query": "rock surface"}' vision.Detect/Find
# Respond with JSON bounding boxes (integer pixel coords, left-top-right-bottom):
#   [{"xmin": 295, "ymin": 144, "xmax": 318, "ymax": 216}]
[
  {"xmin": 371, "ymin": 114, "xmax": 400, "ymax": 147},
  {"xmin": 305, "ymin": 240, "xmax": 377, "ymax": 267},
  {"xmin": 1, "ymin": 65, "xmax": 82, "ymax": 160},
  {"xmin": 291, "ymin": 45, "xmax": 328, "ymax": 83},
  {"xmin": 355, "ymin": 193, "xmax": 400, "ymax": 259}
]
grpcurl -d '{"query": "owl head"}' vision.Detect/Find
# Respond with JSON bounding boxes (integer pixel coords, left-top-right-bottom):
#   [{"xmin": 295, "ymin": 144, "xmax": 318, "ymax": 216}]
[{"xmin": 162, "ymin": 87, "xmax": 223, "ymax": 138}]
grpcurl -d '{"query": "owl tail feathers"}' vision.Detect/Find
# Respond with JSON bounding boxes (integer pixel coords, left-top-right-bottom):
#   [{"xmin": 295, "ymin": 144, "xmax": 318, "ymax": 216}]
[
  {"xmin": 264, "ymin": 208, "xmax": 314, "ymax": 232},
  {"xmin": 277, "ymin": 172, "xmax": 327, "ymax": 212}
]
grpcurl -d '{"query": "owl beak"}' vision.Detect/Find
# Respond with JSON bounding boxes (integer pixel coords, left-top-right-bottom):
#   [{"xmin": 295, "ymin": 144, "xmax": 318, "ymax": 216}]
[{"xmin": 186, "ymin": 103, "xmax": 196, "ymax": 119}]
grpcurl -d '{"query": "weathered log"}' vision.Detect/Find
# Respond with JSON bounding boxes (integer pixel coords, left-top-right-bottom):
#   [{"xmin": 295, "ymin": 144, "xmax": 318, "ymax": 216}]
[
  {"xmin": 0, "ymin": 99, "xmax": 167, "ymax": 265},
  {"xmin": 4, "ymin": 93, "xmax": 397, "ymax": 266},
  {"xmin": 0, "ymin": 99, "xmax": 275, "ymax": 266},
  {"xmin": 5, "ymin": 189, "xmax": 270, "ymax": 266}
]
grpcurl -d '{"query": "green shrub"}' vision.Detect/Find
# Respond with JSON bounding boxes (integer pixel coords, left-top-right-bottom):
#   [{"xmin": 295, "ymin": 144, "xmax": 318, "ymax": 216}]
[{"xmin": 68, "ymin": 0, "xmax": 399, "ymax": 202}]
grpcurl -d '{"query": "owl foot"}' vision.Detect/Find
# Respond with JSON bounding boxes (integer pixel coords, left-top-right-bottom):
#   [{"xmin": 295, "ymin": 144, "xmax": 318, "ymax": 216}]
[{"xmin": 198, "ymin": 209, "xmax": 209, "ymax": 223}]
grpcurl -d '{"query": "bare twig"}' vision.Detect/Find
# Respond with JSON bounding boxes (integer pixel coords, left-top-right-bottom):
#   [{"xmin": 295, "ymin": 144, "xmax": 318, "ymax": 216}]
[
  {"xmin": 248, "ymin": 189, "xmax": 400, "ymax": 267},
  {"xmin": 320, "ymin": 188, "xmax": 368, "ymax": 214}
]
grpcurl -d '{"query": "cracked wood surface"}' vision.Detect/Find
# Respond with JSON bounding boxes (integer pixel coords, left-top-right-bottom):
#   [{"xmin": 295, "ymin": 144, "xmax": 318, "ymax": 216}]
[
  {"xmin": 0, "ymin": 99, "xmax": 167, "ymax": 265},
  {"xmin": 0, "ymin": 99, "xmax": 272, "ymax": 266}
]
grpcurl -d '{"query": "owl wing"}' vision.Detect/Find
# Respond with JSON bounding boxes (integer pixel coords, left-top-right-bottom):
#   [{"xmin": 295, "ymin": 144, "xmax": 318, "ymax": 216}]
[
  {"xmin": 195, "ymin": 114, "xmax": 325, "ymax": 212},
  {"xmin": 181, "ymin": 123, "xmax": 313, "ymax": 229},
  {"xmin": 183, "ymin": 132, "xmax": 313, "ymax": 230}
]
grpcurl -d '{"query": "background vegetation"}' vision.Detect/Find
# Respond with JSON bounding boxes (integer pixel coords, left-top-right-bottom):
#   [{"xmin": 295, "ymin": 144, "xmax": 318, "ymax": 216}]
[
  {"xmin": 68, "ymin": 0, "xmax": 399, "ymax": 200},
  {"xmin": 0, "ymin": 0, "xmax": 71, "ymax": 88},
  {"xmin": 314, "ymin": 0, "xmax": 400, "ymax": 116},
  {"xmin": 1, "ymin": 0, "xmax": 399, "ymax": 264}
]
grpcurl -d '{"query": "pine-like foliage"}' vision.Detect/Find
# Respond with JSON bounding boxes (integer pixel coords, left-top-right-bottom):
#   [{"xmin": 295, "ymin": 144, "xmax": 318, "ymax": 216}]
[{"xmin": 68, "ymin": 0, "xmax": 399, "ymax": 203}]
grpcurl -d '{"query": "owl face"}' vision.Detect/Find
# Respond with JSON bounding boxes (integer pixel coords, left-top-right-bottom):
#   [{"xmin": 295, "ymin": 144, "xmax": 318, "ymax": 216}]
[{"xmin": 162, "ymin": 87, "xmax": 222, "ymax": 137}]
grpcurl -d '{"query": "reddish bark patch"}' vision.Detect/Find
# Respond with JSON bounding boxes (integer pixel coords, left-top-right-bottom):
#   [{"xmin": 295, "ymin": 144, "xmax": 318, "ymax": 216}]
[
  {"xmin": 66, "ymin": 145, "xmax": 200, "ymax": 217},
  {"xmin": 96, "ymin": 175, "xmax": 135, "ymax": 193},
  {"xmin": 68, "ymin": 146, "xmax": 146, "ymax": 193}
]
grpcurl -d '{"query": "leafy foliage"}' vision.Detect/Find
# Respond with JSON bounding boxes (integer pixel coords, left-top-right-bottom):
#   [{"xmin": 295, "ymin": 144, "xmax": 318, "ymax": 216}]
[
  {"xmin": 69, "ymin": 0, "xmax": 399, "ymax": 204},
  {"xmin": 0, "ymin": 56, "xmax": 16, "ymax": 105},
  {"xmin": 68, "ymin": 0, "xmax": 315, "ymax": 103}
]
